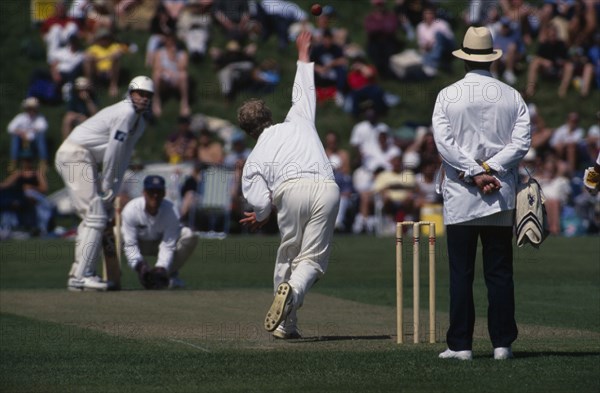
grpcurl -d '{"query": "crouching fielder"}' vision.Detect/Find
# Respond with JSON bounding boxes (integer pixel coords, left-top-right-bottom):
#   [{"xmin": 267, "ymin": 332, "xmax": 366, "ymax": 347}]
[
  {"xmin": 238, "ymin": 31, "xmax": 340, "ymax": 339},
  {"xmin": 55, "ymin": 76, "xmax": 154, "ymax": 291},
  {"xmin": 122, "ymin": 175, "xmax": 198, "ymax": 289}
]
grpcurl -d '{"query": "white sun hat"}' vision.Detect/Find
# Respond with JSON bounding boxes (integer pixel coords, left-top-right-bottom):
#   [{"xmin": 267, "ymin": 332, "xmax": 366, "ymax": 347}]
[{"xmin": 452, "ymin": 26, "xmax": 502, "ymax": 62}]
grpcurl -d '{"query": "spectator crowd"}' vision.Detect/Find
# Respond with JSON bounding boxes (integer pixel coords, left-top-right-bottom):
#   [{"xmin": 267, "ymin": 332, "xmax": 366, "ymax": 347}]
[{"xmin": 2, "ymin": 0, "xmax": 599, "ymax": 239}]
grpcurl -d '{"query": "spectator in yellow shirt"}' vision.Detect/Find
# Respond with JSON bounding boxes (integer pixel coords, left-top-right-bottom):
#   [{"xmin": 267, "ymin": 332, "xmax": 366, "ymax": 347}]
[{"xmin": 84, "ymin": 29, "xmax": 128, "ymax": 97}]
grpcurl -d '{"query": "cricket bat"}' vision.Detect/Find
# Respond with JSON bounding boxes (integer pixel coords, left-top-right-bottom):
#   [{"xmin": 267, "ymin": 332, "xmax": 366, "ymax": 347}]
[{"xmin": 102, "ymin": 197, "xmax": 122, "ymax": 290}]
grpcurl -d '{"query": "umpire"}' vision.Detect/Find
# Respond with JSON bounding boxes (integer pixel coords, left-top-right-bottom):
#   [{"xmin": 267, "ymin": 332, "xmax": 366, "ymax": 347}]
[
  {"xmin": 432, "ymin": 27, "xmax": 531, "ymax": 360},
  {"xmin": 121, "ymin": 175, "xmax": 198, "ymax": 289}
]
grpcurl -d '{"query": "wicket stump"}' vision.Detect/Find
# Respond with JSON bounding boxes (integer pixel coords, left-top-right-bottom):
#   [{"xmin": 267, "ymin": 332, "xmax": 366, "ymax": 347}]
[{"xmin": 396, "ymin": 221, "xmax": 436, "ymax": 344}]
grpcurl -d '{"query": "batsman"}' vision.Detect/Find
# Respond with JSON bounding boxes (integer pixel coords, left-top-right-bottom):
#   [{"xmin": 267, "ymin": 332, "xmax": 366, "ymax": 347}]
[{"xmin": 55, "ymin": 76, "xmax": 154, "ymax": 291}]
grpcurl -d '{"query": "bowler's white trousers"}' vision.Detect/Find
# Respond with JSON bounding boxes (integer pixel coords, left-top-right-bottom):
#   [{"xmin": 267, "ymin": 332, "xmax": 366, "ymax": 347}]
[{"xmin": 272, "ymin": 179, "xmax": 340, "ymax": 310}]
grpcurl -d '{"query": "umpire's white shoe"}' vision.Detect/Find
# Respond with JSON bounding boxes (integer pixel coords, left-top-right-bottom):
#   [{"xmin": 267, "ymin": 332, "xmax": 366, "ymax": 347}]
[
  {"xmin": 438, "ymin": 348, "xmax": 473, "ymax": 360},
  {"xmin": 272, "ymin": 325, "xmax": 302, "ymax": 340},
  {"xmin": 264, "ymin": 283, "xmax": 293, "ymax": 332},
  {"xmin": 67, "ymin": 276, "xmax": 108, "ymax": 292},
  {"xmin": 494, "ymin": 347, "xmax": 513, "ymax": 360}
]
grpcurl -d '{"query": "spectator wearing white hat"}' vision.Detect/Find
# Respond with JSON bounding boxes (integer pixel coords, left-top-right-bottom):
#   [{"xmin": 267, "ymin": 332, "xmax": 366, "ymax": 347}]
[
  {"xmin": 7, "ymin": 98, "xmax": 48, "ymax": 173},
  {"xmin": 61, "ymin": 77, "xmax": 98, "ymax": 139}
]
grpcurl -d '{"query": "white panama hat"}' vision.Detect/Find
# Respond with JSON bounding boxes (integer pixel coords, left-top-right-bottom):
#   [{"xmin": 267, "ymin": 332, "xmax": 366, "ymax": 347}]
[{"xmin": 452, "ymin": 26, "xmax": 502, "ymax": 62}]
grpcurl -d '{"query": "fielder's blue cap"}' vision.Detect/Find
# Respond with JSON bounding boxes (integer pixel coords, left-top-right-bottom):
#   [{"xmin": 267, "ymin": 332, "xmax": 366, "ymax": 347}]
[{"xmin": 144, "ymin": 175, "xmax": 166, "ymax": 190}]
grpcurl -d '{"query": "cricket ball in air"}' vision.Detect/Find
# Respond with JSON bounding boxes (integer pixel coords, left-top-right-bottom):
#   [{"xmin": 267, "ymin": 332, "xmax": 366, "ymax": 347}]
[{"xmin": 311, "ymin": 3, "xmax": 322, "ymax": 16}]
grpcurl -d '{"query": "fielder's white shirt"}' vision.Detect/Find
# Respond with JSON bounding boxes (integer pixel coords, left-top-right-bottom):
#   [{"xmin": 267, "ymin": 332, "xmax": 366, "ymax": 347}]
[
  {"xmin": 121, "ymin": 197, "xmax": 181, "ymax": 269},
  {"xmin": 242, "ymin": 61, "xmax": 335, "ymax": 221},
  {"xmin": 67, "ymin": 99, "xmax": 147, "ymax": 196},
  {"xmin": 432, "ymin": 69, "xmax": 531, "ymax": 224},
  {"xmin": 7, "ymin": 113, "xmax": 48, "ymax": 140}
]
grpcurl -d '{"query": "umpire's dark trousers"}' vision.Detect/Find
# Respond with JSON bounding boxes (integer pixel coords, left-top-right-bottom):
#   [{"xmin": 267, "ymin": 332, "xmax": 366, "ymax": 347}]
[{"xmin": 446, "ymin": 224, "xmax": 518, "ymax": 351}]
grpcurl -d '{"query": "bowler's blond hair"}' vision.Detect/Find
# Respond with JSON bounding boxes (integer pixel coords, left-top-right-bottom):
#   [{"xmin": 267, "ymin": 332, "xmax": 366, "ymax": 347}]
[{"xmin": 237, "ymin": 99, "xmax": 273, "ymax": 138}]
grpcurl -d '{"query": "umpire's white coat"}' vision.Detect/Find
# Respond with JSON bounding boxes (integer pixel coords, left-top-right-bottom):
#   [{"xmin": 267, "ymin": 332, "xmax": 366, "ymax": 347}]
[
  {"xmin": 242, "ymin": 61, "xmax": 340, "ymax": 307},
  {"xmin": 432, "ymin": 70, "xmax": 531, "ymax": 225}
]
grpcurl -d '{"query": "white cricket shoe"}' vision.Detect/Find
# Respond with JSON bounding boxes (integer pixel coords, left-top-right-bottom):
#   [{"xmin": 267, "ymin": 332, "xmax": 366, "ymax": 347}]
[
  {"xmin": 68, "ymin": 276, "xmax": 108, "ymax": 292},
  {"xmin": 438, "ymin": 348, "xmax": 473, "ymax": 360},
  {"xmin": 494, "ymin": 347, "xmax": 513, "ymax": 360},
  {"xmin": 272, "ymin": 324, "xmax": 302, "ymax": 340},
  {"xmin": 264, "ymin": 282, "xmax": 293, "ymax": 332}
]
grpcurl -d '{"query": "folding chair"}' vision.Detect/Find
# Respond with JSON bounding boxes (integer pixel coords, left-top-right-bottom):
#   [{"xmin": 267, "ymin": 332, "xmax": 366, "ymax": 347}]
[{"xmin": 189, "ymin": 165, "xmax": 235, "ymax": 239}]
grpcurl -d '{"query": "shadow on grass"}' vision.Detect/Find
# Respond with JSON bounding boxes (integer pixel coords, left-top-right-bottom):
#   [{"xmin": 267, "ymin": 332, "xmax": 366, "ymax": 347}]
[
  {"xmin": 513, "ymin": 351, "xmax": 600, "ymax": 358},
  {"xmin": 291, "ymin": 335, "xmax": 393, "ymax": 343}
]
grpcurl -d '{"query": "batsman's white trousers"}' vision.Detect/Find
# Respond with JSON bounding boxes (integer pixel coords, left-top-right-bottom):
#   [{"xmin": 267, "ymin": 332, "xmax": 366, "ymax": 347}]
[
  {"xmin": 55, "ymin": 140, "xmax": 100, "ymax": 219},
  {"xmin": 131, "ymin": 227, "xmax": 198, "ymax": 273},
  {"xmin": 55, "ymin": 140, "xmax": 104, "ymax": 277},
  {"xmin": 272, "ymin": 179, "xmax": 340, "ymax": 308}
]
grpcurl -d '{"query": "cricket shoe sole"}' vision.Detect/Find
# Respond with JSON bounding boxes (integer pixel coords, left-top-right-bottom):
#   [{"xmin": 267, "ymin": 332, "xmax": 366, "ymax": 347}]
[{"xmin": 264, "ymin": 282, "xmax": 292, "ymax": 332}]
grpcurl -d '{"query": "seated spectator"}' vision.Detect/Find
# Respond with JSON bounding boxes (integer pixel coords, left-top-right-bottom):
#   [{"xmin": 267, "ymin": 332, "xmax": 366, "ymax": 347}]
[
  {"xmin": 373, "ymin": 154, "xmax": 417, "ymax": 226},
  {"xmin": 558, "ymin": 47, "xmax": 595, "ymax": 97},
  {"xmin": 346, "ymin": 55, "xmax": 388, "ymax": 117},
  {"xmin": 255, "ymin": 0, "xmax": 308, "ymax": 49},
  {"xmin": 48, "ymin": 35, "xmax": 85, "ymax": 87},
  {"xmin": 213, "ymin": 0, "xmax": 251, "ymax": 41},
  {"xmin": 538, "ymin": 156, "xmax": 571, "ymax": 235},
  {"xmin": 499, "ymin": 0, "xmax": 538, "ymax": 46},
  {"xmin": 312, "ymin": 5, "xmax": 348, "ymax": 48},
  {"xmin": 177, "ymin": 0, "xmax": 213, "ymax": 62},
  {"xmin": 416, "ymin": 6, "xmax": 455, "ymax": 76},
  {"xmin": 250, "ymin": 58, "xmax": 281, "ymax": 94},
  {"xmin": 146, "ymin": 3, "xmax": 177, "ymax": 67},
  {"xmin": 566, "ymin": 0, "xmax": 597, "ymax": 49},
  {"xmin": 61, "ymin": 77, "xmax": 99, "ymax": 139},
  {"xmin": 586, "ymin": 111, "xmax": 600, "ymax": 163},
  {"xmin": 588, "ymin": 31, "xmax": 600, "ymax": 91},
  {"xmin": 7, "ymin": 98, "xmax": 48, "ymax": 172},
  {"xmin": 151, "ymin": 33, "xmax": 191, "ymax": 117},
  {"xmin": 197, "ymin": 130, "xmax": 225, "ymax": 165},
  {"xmin": 84, "ymin": 29, "xmax": 129, "ymax": 97},
  {"xmin": 526, "ymin": 102, "xmax": 553, "ymax": 152},
  {"xmin": 224, "ymin": 132, "xmax": 251, "ymax": 169},
  {"xmin": 311, "ymin": 29, "xmax": 348, "ymax": 105},
  {"xmin": 414, "ymin": 160, "xmax": 443, "ymax": 212},
  {"xmin": 180, "ymin": 161, "xmax": 205, "ymax": 223},
  {"xmin": 395, "ymin": 0, "xmax": 431, "ymax": 41},
  {"xmin": 550, "ymin": 111, "xmax": 585, "ymax": 173},
  {"xmin": 364, "ymin": 0, "xmax": 402, "ymax": 79},
  {"xmin": 210, "ymin": 40, "xmax": 256, "ymax": 101},
  {"xmin": 77, "ymin": 0, "xmax": 114, "ymax": 44},
  {"xmin": 352, "ymin": 128, "xmax": 401, "ymax": 234},
  {"xmin": 0, "ymin": 154, "xmax": 52, "ymax": 237},
  {"xmin": 163, "ymin": 0, "xmax": 188, "ymax": 19},
  {"xmin": 490, "ymin": 17, "xmax": 525, "ymax": 85},
  {"xmin": 164, "ymin": 116, "xmax": 199, "ymax": 164},
  {"xmin": 40, "ymin": 0, "xmax": 79, "ymax": 61},
  {"xmin": 526, "ymin": 24, "xmax": 569, "ymax": 97},
  {"xmin": 324, "ymin": 131, "xmax": 353, "ymax": 231}
]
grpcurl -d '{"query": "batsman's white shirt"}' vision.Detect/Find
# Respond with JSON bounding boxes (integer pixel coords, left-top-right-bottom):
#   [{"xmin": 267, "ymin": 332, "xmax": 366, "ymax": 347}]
[
  {"xmin": 121, "ymin": 197, "xmax": 181, "ymax": 269},
  {"xmin": 242, "ymin": 61, "xmax": 336, "ymax": 222},
  {"xmin": 66, "ymin": 99, "xmax": 146, "ymax": 197},
  {"xmin": 432, "ymin": 69, "xmax": 531, "ymax": 225}
]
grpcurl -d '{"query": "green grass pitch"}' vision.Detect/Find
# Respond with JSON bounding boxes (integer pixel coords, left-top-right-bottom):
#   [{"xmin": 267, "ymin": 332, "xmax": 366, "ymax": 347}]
[{"xmin": 1, "ymin": 235, "xmax": 598, "ymax": 392}]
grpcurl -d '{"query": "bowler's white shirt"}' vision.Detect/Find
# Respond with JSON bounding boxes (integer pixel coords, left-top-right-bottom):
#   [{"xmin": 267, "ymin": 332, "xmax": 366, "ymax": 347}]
[
  {"xmin": 7, "ymin": 113, "xmax": 48, "ymax": 140},
  {"xmin": 121, "ymin": 197, "xmax": 181, "ymax": 269},
  {"xmin": 242, "ymin": 61, "xmax": 335, "ymax": 221},
  {"xmin": 432, "ymin": 70, "xmax": 530, "ymax": 224},
  {"xmin": 67, "ymin": 99, "xmax": 146, "ymax": 196}
]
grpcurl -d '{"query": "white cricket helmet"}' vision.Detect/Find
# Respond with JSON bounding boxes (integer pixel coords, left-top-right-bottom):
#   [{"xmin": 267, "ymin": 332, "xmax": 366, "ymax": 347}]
[{"xmin": 128, "ymin": 76, "xmax": 154, "ymax": 94}]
